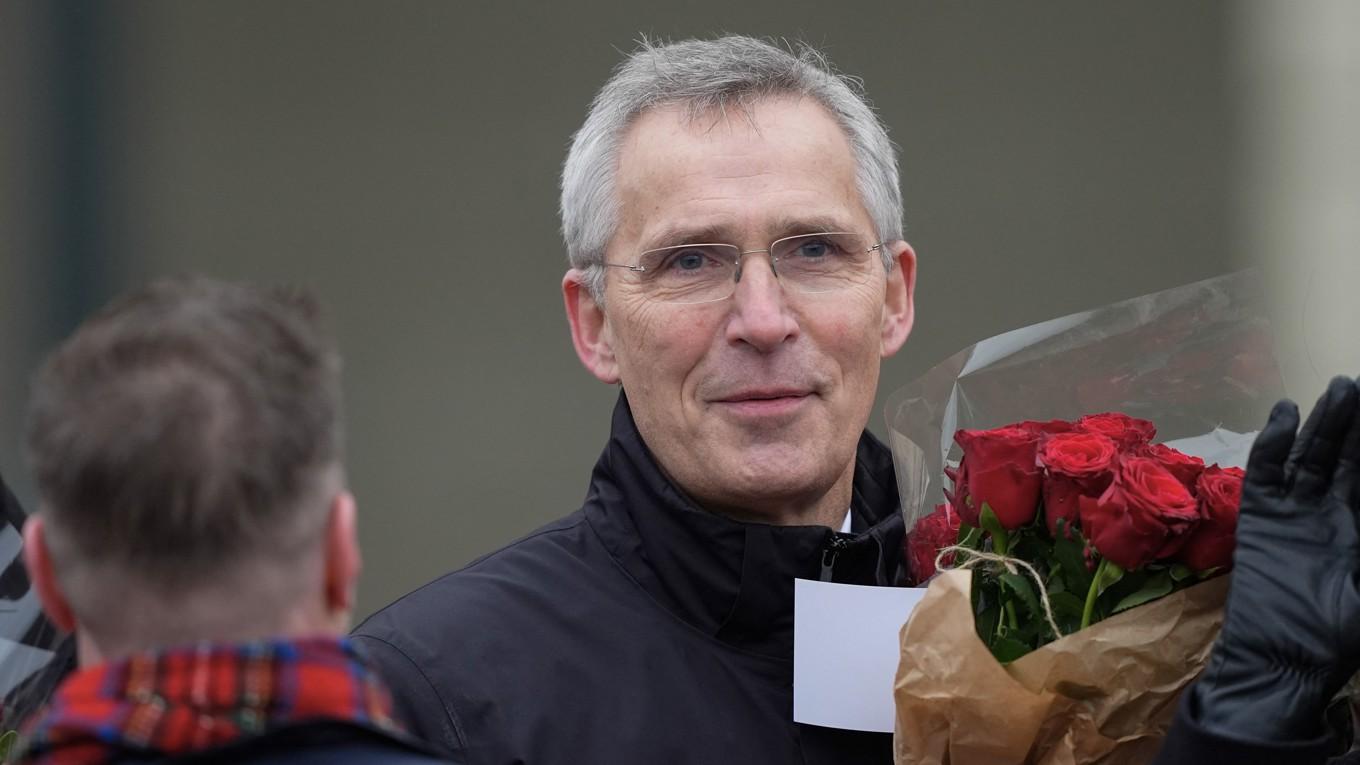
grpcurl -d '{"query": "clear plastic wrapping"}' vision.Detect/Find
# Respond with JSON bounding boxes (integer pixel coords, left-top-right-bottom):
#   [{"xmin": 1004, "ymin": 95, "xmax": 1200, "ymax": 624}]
[{"xmin": 886, "ymin": 271, "xmax": 1284, "ymax": 534}]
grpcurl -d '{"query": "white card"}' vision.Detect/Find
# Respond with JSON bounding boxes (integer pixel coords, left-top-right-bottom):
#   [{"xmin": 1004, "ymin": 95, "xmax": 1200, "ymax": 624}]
[{"xmin": 793, "ymin": 578, "xmax": 927, "ymax": 733}]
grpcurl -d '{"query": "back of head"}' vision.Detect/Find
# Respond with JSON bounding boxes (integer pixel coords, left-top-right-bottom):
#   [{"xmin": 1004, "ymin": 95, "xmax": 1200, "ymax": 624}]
[
  {"xmin": 560, "ymin": 35, "xmax": 903, "ymax": 299},
  {"xmin": 25, "ymin": 276, "xmax": 344, "ymax": 650}
]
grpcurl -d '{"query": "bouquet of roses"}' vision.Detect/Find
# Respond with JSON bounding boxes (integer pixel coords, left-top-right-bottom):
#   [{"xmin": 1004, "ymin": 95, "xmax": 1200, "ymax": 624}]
[
  {"xmin": 907, "ymin": 412, "xmax": 1242, "ymax": 663},
  {"xmin": 885, "ymin": 273, "xmax": 1281, "ymax": 764}
]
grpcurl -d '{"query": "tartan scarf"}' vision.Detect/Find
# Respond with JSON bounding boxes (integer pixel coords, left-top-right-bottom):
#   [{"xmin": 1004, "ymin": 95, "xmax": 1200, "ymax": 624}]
[{"xmin": 18, "ymin": 637, "xmax": 404, "ymax": 764}]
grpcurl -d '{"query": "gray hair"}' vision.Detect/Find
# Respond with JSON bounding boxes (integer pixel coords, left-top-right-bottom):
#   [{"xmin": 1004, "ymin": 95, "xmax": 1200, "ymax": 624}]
[{"xmin": 560, "ymin": 35, "xmax": 904, "ymax": 300}]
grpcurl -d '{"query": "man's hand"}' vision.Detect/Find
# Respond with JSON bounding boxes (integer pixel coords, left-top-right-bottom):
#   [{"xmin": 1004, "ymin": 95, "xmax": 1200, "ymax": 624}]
[{"xmin": 1195, "ymin": 375, "xmax": 1360, "ymax": 742}]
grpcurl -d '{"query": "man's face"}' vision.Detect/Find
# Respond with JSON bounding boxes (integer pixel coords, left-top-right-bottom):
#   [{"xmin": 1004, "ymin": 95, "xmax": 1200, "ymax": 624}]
[{"xmin": 565, "ymin": 96, "xmax": 915, "ymax": 524}]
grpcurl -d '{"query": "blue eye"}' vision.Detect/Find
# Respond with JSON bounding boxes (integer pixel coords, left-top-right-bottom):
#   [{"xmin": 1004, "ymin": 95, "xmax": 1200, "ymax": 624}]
[
  {"xmin": 672, "ymin": 250, "xmax": 707, "ymax": 271},
  {"xmin": 796, "ymin": 239, "xmax": 833, "ymax": 258}
]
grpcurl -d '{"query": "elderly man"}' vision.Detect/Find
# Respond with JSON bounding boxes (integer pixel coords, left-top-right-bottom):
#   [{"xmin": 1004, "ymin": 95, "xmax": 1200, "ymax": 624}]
[
  {"xmin": 15, "ymin": 278, "xmax": 445, "ymax": 763},
  {"xmin": 354, "ymin": 36, "xmax": 915, "ymax": 764}
]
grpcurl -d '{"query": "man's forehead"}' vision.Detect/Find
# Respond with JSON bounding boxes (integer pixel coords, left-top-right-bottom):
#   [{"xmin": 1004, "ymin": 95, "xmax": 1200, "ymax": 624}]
[
  {"xmin": 619, "ymin": 96, "xmax": 850, "ymax": 165},
  {"xmin": 611, "ymin": 97, "xmax": 865, "ymax": 247}
]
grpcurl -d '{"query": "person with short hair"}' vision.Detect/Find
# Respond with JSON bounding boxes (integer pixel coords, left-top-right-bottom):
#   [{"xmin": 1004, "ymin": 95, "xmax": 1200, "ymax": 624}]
[
  {"xmin": 355, "ymin": 35, "xmax": 917, "ymax": 764},
  {"xmin": 16, "ymin": 277, "xmax": 448, "ymax": 764}
]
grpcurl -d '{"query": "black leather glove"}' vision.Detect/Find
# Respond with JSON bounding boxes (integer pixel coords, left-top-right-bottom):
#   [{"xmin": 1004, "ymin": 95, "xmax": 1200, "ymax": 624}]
[{"xmin": 1194, "ymin": 375, "xmax": 1360, "ymax": 742}]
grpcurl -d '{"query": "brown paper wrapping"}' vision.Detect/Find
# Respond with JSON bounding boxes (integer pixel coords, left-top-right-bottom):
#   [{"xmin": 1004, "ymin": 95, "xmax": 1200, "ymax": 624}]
[{"xmin": 893, "ymin": 570, "xmax": 1229, "ymax": 765}]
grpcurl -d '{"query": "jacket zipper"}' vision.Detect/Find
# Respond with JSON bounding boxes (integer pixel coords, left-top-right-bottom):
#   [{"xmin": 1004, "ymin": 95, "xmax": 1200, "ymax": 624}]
[{"xmin": 820, "ymin": 533, "xmax": 852, "ymax": 582}]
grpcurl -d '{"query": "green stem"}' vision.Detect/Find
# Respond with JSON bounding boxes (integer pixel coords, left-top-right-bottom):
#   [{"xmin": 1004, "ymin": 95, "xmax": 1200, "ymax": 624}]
[
  {"xmin": 991, "ymin": 527, "xmax": 1020, "ymax": 632},
  {"xmin": 1081, "ymin": 558, "xmax": 1109, "ymax": 630}
]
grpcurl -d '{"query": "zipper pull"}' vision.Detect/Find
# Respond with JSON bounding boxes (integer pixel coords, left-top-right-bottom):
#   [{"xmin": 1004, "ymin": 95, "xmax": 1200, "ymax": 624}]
[{"xmin": 820, "ymin": 533, "xmax": 851, "ymax": 582}]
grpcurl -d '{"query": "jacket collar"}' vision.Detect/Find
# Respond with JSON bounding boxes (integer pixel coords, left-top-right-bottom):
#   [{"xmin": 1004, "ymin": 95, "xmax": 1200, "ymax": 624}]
[{"xmin": 583, "ymin": 394, "xmax": 904, "ymax": 661}]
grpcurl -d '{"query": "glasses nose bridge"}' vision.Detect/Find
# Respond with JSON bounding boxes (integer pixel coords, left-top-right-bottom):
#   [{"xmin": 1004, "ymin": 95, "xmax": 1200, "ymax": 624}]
[{"xmin": 732, "ymin": 245, "xmax": 779, "ymax": 284}]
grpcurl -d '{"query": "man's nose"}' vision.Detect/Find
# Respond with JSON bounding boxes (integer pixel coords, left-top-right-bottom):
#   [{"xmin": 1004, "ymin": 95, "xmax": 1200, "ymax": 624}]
[{"xmin": 725, "ymin": 253, "xmax": 799, "ymax": 352}]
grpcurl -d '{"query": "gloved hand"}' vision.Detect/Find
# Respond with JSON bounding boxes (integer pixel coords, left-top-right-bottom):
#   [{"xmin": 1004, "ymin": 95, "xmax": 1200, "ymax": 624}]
[{"xmin": 1194, "ymin": 375, "xmax": 1360, "ymax": 742}]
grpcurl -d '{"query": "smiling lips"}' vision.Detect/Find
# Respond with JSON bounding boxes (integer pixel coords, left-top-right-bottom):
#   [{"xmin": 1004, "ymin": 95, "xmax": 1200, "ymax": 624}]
[{"xmin": 711, "ymin": 389, "xmax": 814, "ymax": 417}]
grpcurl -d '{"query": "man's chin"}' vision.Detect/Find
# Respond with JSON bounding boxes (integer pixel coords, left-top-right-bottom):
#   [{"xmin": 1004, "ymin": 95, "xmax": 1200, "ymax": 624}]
[{"xmin": 693, "ymin": 465, "xmax": 841, "ymax": 521}]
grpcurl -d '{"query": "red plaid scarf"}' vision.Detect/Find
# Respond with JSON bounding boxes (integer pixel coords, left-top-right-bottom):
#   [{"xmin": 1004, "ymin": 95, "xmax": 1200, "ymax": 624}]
[{"xmin": 18, "ymin": 637, "xmax": 404, "ymax": 764}]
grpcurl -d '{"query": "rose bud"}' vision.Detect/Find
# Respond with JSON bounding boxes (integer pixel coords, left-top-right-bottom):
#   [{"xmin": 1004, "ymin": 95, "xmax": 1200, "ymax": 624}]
[
  {"xmin": 1040, "ymin": 432, "xmax": 1119, "ymax": 536},
  {"xmin": 1076, "ymin": 412, "xmax": 1158, "ymax": 450},
  {"xmin": 1176, "ymin": 465, "xmax": 1245, "ymax": 572},
  {"xmin": 954, "ymin": 425, "xmax": 1043, "ymax": 529},
  {"xmin": 1077, "ymin": 456, "xmax": 1200, "ymax": 570}
]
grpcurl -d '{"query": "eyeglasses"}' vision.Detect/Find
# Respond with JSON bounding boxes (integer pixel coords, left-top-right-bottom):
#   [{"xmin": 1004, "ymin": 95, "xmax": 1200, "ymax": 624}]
[{"xmin": 602, "ymin": 232, "xmax": 885, "ymax": 305}]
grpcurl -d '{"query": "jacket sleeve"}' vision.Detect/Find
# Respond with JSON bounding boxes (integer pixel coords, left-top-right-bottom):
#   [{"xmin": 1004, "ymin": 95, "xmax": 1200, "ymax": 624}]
[
  {"xmin": 351, "ymin": 632, "xmax": 466, "ymax": 760},
  {"xmin": 1152, "ymin": 688, "xmax": 1337, "ymax": 765}
]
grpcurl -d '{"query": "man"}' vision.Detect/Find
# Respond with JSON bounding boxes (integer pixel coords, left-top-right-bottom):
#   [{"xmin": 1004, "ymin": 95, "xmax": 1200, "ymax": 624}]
[
  {"xmin": 354, "ymin": 35, "xmax": 915, "ymax": 764},
  {"xmin": 15, "ymin": 278, "xmax": 446, "ymax": 763}
]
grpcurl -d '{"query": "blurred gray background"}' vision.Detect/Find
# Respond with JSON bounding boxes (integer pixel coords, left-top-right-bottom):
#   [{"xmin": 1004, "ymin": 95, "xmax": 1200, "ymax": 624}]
[{"xmin": 3, "ymin": 1, "xmax": 1356, "ymax": 617}]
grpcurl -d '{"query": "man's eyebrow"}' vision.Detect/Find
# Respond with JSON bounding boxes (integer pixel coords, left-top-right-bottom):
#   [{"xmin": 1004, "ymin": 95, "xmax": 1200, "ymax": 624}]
[
  {"xmin": 638, "ymin": 215, "xmax": 865, "ymax": 252},
  {"xmin": 769, "ymin": 215, "xmax": 862, "ymax": 238},
  {"xmin": 640, "ymin": 224, "xmax": 734, "ymax": 251}
]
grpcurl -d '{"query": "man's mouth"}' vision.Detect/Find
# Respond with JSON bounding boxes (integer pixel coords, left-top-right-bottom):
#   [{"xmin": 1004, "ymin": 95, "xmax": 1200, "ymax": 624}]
[{"xmin": 711, "ymin": 389, "xmax": 814, "ymax": 417}]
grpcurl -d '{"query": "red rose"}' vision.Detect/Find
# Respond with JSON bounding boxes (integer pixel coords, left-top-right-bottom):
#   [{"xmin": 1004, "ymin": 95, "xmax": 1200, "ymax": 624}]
[
  {"xmin": 1176, "ymin": 465, "xmax": 1245, "ymax": 572},
  {"xmin": 907, "ymin": 503, "xmax": 961, "ymax": 583},
  {"xmin": 1077, "ymin": 456, "xmax": 1200, "ymax": 570},
  {"xmin": 1141, "ymin": 443, "xmax": 1205, "ymax": 490},
  {"xmin": 1076, "ymin": 412, "xmax": 1157, "ymax": 450},
  {"xmin": 1015, "ymin": 419, "xmax": 1075, "ymax": 437},
  {"xmin": 1039, "ymin": 432, "xmax": 1118, "ymax": 535},
  {"xmin": 954, "ymin": 425, "xmax": 1043, "ymax": 529}
]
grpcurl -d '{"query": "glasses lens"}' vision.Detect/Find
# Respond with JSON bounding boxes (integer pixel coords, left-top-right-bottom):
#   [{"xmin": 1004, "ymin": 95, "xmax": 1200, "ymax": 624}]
[
  {"xmin": 636, "ymin": 244, "xmax": 740, "ymax": 304},
  {"xmin": 771, "ymin": 233, "xmax": 875, "ymax": 293}
]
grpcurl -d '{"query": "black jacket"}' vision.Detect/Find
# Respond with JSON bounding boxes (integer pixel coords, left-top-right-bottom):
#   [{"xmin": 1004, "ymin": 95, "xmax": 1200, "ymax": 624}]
[
  {"xmin": 353, "ymin": 396, "xmax": 906, "ymax": 764},
  {"xmin": 1152, "ymin": 690, "xmax": 1357, "ymax": 765}
]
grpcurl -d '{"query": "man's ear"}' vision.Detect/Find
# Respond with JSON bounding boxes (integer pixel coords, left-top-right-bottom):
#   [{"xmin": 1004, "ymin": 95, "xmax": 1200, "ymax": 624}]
[
  {"xmin": 22, "ymin": 515, "xmax": 77, "ymax": 633},
  {"xmin": 880, "ymin": 240, "xmax": 917, "ymax": 358},
  {"xmin": 324, "ymin": 491, "xmax": 361, "ymax": 617},
  {"xmin": 563, "ymin": 269, "xmax": 620, "ymax": 384}
]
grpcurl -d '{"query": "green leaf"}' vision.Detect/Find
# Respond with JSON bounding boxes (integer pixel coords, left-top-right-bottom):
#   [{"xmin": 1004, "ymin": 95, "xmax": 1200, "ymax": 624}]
[
  {"xmin": 1099, "ymin": 567, "xmax": 1147, "ymax": 605},
  {"xmin": 1052, "ymin": 527, "xmax": 1093, "ymax": 597},
  {"xmin": 989, "ymin": 635, "xmax": 1032, "ymax": 664},
  {"xmin": 999, "ymin": 571, "xmax": 1042, "ymax": 622},
  {"xmin": 1169, "ymin": 564, "xmax": 1194, "ymax": 582},
  {"xmin": 0, "ymin": 730, "xmax": 16, "ymax": 761},
  {"xmin": 1049, "ymin": 590, "xmax": 1086, "ymax": 635},
  {"xmin": 1047, "ymin": 568, "xmax": 1068, "ymax": 595},
  {"xmin": 979, "ymin": 504, "xmax": 1007, "ymax": 542},
  {"xmin": 972, "ymin": 575, "xmax": 1001, "ymax": 645},
  {"xmin": 1095, "ymin": 559, "xmax": 1125, "ymax": 596},
  {"xmin": 1112, "ymin": 571, "xmax": 1174, "ymax": 614},
  {"xmin": 956, "ymin": 523, "xmax": 982, "ymax": 551}
]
